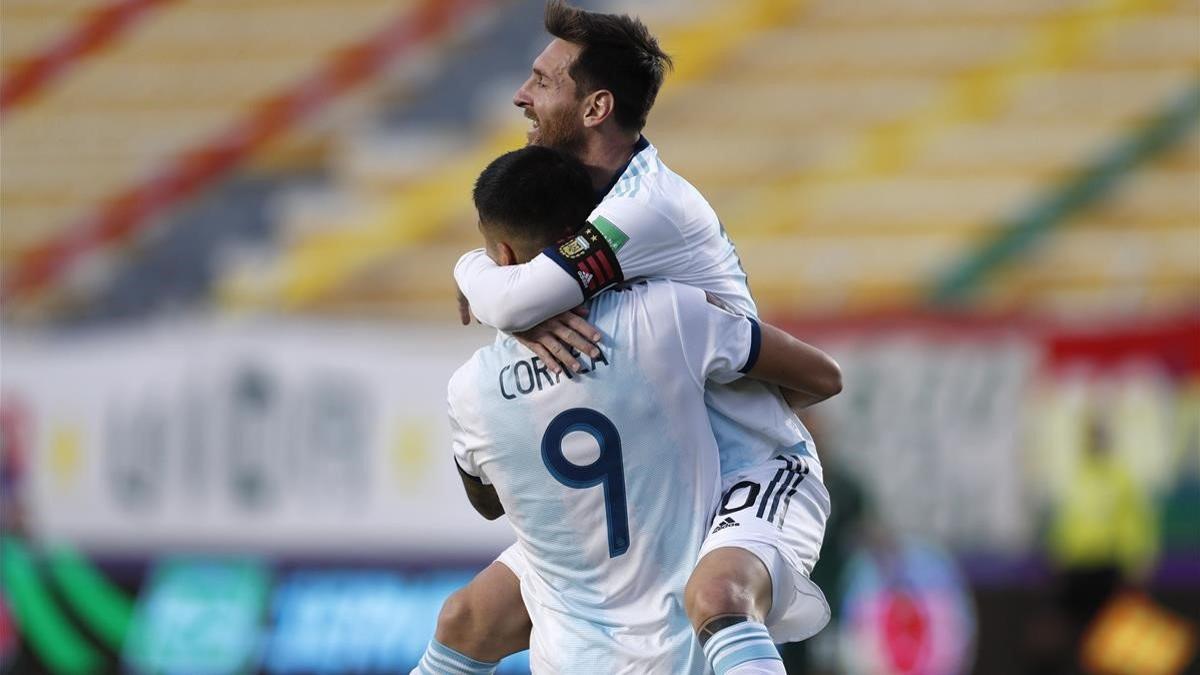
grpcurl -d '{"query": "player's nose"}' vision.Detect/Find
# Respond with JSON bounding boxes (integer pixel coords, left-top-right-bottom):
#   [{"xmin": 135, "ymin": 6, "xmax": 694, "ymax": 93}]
[{"xmin": 513, "ymin": 80, "xmax": 533, "ymax": 108}]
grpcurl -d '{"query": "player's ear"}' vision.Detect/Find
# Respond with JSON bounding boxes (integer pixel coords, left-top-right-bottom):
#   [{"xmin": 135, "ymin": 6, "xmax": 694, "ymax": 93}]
[
  {"xmin": 582, "ymin": 89, "xmax": 614, "ymax": 129},
  {"xmin": 496, "ymin": 241, "xmax": 518, "ymax": 266}
]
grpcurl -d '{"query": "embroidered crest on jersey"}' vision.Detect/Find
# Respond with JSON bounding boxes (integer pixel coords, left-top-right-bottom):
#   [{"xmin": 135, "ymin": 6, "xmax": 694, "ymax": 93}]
[
  {"xmin": 558, "ymin": 235, "xmax": 591, "ymax": 259},
  {"xmin": 546, "ymin": 222, "xmax": 625, "ymax": 298}
]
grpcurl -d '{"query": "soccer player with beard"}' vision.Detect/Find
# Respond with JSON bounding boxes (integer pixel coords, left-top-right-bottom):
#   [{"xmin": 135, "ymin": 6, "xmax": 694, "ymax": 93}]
[
  {"xmin": 425, "ymin": 3, "xmax": 837, "ymax": 674},
  {"xmin": 417, "ymin": 145, "xmax": 839, "ymax": 674}
]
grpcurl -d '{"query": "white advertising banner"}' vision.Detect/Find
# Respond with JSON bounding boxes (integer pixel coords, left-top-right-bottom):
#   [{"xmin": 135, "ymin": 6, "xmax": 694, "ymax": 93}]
[
  {"xmin": 2, "ymin": 319, "xmax": 516, "ymax": 558},
  {"xmin": 3, "ymin": 315, "xmax": 1192, "ymax": 558}
]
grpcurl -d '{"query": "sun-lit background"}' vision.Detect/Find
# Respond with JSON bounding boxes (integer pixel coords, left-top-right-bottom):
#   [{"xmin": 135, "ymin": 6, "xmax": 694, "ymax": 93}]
[{"xmin": 1, "ymin": 0, "xmax": 1197, "ymax": 673}]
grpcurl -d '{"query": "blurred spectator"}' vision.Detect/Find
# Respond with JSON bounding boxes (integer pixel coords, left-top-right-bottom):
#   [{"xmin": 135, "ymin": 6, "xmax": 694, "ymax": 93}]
[
  {"xmin": 1049, "ymin": 411, "xmax": 1158, "ymax": 607},
  {"xmin": 1030, "ymin": 409, "xmax": 1160, "ymax": 673}
]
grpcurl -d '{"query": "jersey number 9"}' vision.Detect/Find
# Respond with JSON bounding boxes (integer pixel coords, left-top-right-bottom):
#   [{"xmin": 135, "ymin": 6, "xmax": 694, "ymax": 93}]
[{"xmin": 541, "ymin": 408, "xmax": 629, "ymax": 558}]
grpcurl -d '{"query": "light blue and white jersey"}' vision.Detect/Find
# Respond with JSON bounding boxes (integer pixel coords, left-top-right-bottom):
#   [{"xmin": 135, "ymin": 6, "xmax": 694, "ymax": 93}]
[
  {"xmin": 449, "ymin": 280, "xmax": 761, "ymax": 674},
  {"xmin": 588, "ymin": 139, "xmax": 816, "ymax": 476},
  {"xmin": 456, "ymin": 138, "xmax": 815, "ymax": 477},
  {"xmin": 588, "ymin": 137, "xmax": 757, "ymax": 317}
]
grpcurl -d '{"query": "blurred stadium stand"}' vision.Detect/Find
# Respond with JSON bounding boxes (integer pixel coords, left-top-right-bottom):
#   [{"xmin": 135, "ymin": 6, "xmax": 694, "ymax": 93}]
[
  {"xmin": 655, "ymin": 0, "xmax": 1200, "ymax": 315},
  {"xmin": 202, "ymin": 0, "xmax": 1200, "ymax": 318},
  {"xmin": 1, "ymin": 0, "xmax": 478, "ymax": 318},
  {"xmin": 1, "ymin": 0, "xmax": 1198, "ymax": 673},
  {"xmin": 1, "ymin": 0, "xmax": 1194, "ymax": 320}
]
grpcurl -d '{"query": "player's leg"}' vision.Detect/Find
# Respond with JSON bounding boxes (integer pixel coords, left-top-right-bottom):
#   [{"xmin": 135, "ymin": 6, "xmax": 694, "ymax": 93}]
[
  {"xmin": 412, "ymin": 559, "xmax": 530, "ymax": 674},
  {"xmin": 436, "ymin": 561, "xmax": 531, "ymax": 659},
  {"xmin": 685, "ymin": 546, "xmax": 784, "ymax": 674},
  {"xmin": 689, "ymin": 453, "xmax": 832, "ymax": 675}
]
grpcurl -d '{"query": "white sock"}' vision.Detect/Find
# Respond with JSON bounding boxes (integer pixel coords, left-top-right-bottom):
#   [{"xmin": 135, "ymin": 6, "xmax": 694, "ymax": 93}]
[
  {"xmin": 410, "ymin": 638, "xmax": 498, "ymax": 675},
  {"xmin": 701, "ymin": 620, "xmax": 783, "ymax": 675}
]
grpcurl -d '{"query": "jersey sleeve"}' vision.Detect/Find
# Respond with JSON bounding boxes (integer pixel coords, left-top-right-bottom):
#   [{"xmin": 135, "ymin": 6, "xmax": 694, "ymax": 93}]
[
  {"xmin": 454, "ymin": 249, "xmax": 585, "ymax": 332},
  {"xmin": 542, "ymin": 197, "xmax": 692, "ymax": 300},
  {"xmin": 668, "ymin": 283, "xmax": 761, "ymax": 388},
  {"xmin": 455, "ymin": 196, "xmax": 690, "ymax": 331},
  {"xmin": 447, "ymin": 366, "xmax": 490, "ymax": 485}
]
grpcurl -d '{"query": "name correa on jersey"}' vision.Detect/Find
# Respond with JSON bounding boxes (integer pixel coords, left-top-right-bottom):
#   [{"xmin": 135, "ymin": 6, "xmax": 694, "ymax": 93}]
[{"xmin": 498, "ymin": 350, "xmax": 611, "ymax": 400}]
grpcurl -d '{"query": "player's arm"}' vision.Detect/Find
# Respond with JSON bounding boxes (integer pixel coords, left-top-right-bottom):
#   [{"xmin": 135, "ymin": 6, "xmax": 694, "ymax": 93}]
[
  {"xmin": 675, "ymin": 286, "xmax": 841, "ymax": 408},
  {"xmin": 456, "ymin": 460, "xmax": 504, "ymax": 521},
  {"xmin": 455, "ymin": 250, "xmax": 586, "ymax": 332},
  {"xmin": 455, "ymin": 250, "xmax": 602, "ymax": 374},
  {"xmin": 455, "ymin": 198, "xmax": 687, "ymax": 369},
  {"xmin": 747, "ymin": 322, "xmax": 843, "ymax": 409},
  {"xmin": 448, "ymin": 373, "xmax": 505, "ymax": 521}
]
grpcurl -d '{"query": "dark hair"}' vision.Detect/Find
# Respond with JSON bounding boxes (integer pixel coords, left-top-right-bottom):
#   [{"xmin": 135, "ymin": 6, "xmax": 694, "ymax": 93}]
[
  {"xmin": 544, "ymin": 0, "xmax": 672, "ymax": 132},
  {"xmin": 473, "ymin": 146, "xmax": 597, "ymax": 248}
]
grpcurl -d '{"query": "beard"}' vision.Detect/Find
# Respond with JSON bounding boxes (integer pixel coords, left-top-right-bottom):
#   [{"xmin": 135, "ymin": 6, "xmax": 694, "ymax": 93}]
[{"xmin": 528, "ymin": 106, "xmax": 586, "ymax": 157}]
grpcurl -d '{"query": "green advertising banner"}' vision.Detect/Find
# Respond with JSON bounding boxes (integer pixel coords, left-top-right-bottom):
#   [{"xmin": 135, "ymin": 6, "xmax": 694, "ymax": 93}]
[{"xmin": 123, "ymin": 559, "xmax": 270, "ymax": 675}]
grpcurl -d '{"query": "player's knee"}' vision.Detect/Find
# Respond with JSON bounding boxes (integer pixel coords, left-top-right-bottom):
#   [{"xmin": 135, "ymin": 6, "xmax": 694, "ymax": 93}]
[
  {"xmin": 434, "ymin": 588, "xmax": 478, "ymax": 646},
  {"xmin": 684, "ymin": 574, "xmax": 760, "ymax": 631}
]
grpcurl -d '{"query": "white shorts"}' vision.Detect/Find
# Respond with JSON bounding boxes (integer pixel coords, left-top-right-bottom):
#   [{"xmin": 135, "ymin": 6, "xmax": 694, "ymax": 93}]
[
  {"xmin": 496, "ymin": 452, "xmax": 831, "ymax": 645},
  {"xmin": 696, "ymin": 452, "xmax": 831, "ymax": 644},
  {"xmin": 495, "ymin": 547, "xmax": 707, "ymax": 674}
]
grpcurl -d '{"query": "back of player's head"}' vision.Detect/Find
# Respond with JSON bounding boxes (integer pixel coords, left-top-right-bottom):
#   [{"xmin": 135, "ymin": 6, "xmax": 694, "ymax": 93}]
[
  {"xmin": 473, "ymin": 146, "xmax": 597, "ymax": 252},
  {"xmin": 544, "ymin": 0, "xmax": 673, "ymax": 133}
]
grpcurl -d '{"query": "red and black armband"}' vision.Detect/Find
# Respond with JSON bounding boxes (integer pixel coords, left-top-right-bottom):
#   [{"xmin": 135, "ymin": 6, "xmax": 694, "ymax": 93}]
[{"xmin": 543, "ymin": 222, "xmax": 625, "ymax": 299}]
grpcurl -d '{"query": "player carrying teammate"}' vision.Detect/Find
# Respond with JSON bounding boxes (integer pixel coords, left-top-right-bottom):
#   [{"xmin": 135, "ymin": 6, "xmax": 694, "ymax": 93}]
[
  {"xmin": 429, "ymin": 3, "xmax": 839, "ymax": 674},
  {"xmin": 415, "ymin": 145, "xmax": 840, "ymax": 674}
]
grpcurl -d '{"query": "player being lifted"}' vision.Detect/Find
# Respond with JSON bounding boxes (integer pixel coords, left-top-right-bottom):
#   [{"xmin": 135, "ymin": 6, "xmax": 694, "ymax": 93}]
[
  {"xmin": 416, "ymin": 145, "xmax": 840, "ymax": 674},
  {"xmin": 425, "ymin": 2, "xmax": 838, "ymax": 674}
]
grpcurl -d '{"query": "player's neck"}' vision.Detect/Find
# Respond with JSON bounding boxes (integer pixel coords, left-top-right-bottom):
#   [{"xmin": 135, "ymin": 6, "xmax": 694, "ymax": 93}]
[{"xmin": 578, "ymin": 130, "xmax": 642, "ymax": 191}]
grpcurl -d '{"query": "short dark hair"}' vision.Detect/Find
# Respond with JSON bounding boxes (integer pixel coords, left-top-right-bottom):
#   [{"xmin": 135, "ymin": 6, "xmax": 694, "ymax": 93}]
[
  {"xmin": 473, "ymin": 146, "xmax": 597, "ymax": 249},
  {"xmin": 544, "ymin": 0, "xmax": 672, "ymax": 132}
]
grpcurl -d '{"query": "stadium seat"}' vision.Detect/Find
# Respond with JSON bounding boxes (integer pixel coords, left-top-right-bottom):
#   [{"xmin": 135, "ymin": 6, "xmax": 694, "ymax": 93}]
[{"xmin": 1, "ymin": 0, "xmax": 413, "ymax": 267}]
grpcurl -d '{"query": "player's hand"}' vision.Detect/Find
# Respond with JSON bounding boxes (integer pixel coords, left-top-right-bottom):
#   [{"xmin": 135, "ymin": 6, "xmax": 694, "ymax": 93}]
[
  {"xmin": 458, "ymin": 288, "xmax": 473, "ymax": 326},
  {"xmin": 514, "ymin": 307, "xmax": 601, "ymax": 374}
]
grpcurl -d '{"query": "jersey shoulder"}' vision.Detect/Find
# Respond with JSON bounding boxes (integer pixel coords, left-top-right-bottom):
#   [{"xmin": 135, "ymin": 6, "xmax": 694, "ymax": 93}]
[
  {"xmin": 590, "ymin": 279, "xmax": 699, "ymax": 335},
  {"xmin": 602, "ymin": 150, "xmax": 696, "ymax": 211},
  {"xmin": 447, "ymin": 358, "xmax": 478, "ymax": 413},
  {"xmin": 447, "ymin": 340, "xmax": 507, "ymax": 410},
  {"xmin": 594, "ymin": 149, "xmax": 719, "ymax": 241},
  {"xmin": 605, "ymin": 141, "xmax": 662, "ymax": 201}
]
